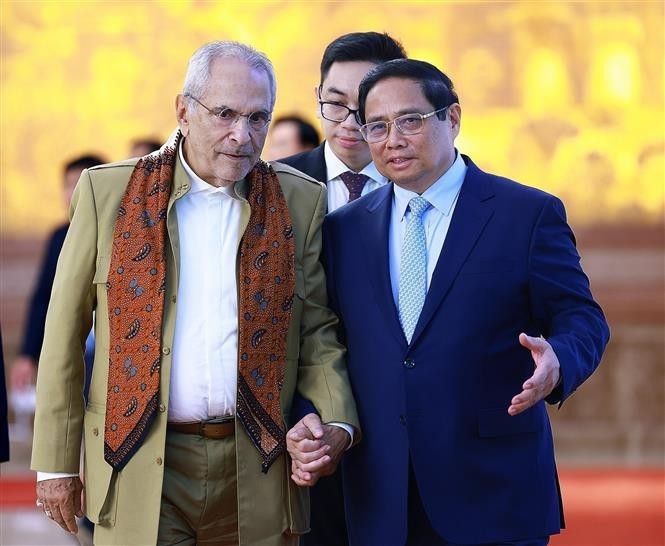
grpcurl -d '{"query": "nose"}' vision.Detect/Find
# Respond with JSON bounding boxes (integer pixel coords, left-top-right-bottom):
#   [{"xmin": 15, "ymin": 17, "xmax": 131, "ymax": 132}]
[
  {"xmin": 339, "ymin": 110, "xmax": 361, "ymax": 131},
  {"xmin": 227, "ymin": 116, "xmax": 252, "ymax": 145},
  {"xmin": 385, "ymin": 122, "xmax": 406, "ymax": 148}
]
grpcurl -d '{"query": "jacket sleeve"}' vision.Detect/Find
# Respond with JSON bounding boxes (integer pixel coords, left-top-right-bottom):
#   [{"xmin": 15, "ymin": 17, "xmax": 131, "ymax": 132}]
[
  {"xmin": 528, "ymin": 195, "xmax": 610, "ymax": 405},
  {"xmin": 294, "ymin": 184, "xmax": 360, "ymax": 435},
  {"xmin": 31, "ymin": 171, "xmax": 98, "ymax": 473}
]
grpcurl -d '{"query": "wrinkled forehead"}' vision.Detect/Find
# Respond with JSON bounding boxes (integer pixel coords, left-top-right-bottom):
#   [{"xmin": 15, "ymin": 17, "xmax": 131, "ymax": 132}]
[{"xmin": 203, "ymin": 58, "xmax": 273, "ymax": 110}]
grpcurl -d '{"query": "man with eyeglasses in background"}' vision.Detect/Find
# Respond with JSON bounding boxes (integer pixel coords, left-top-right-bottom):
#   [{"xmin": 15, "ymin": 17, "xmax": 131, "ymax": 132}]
[
  {"xmin": 30, "ymin": 40, "xmax": 359, "ymax": 546},
  {"xmin": 278, "ymin": 31, "xmax": 405, "ymax": 546},
  {"xmin": 288, "ymin": 59, "xmax": 609, "ymax": 546},
  {"xmin": 280, "ymin": 31, "xmax": 406, "ymax": 213}
]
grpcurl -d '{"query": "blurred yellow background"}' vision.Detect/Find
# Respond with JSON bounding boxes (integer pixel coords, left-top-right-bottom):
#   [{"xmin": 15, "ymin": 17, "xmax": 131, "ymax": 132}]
[
  {"xmin": 1, "ymin": 0, "xmax": 663, "ymax": 235},
  {"xmin": 1, "ymin": 3, "xmax": 663, "ymax": 544}
]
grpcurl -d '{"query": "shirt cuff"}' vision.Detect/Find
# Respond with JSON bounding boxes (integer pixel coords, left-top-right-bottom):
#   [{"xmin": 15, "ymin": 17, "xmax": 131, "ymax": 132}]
[
  {"xmin": 327, "ymin": 421, "xmax": 354, "ymax": 449},
  {"xmin": 37, "ymin": 472, "xmax": 78, "ymax": 482}
]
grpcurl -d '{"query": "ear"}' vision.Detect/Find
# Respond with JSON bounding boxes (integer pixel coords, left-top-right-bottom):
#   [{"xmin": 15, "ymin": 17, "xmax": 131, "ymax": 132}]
[
  {"xmin": 448, "ymin": 103, "xmax": 462, "ymax": 138},
  {"xmin": 175, "ymin": 94, "xmax": 190, "ymax": 136},
  {"xmin": 313, "ymin": 85, "xmax": 323, "ymax": 121}
]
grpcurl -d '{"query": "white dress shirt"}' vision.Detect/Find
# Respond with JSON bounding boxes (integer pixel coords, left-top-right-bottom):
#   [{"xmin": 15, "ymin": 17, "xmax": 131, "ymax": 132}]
[
  {"xmin": 324, "ymin": 142, "xmax": 387, "ymax": 212},
  {"xmin": 389, "ymin": 152, "xmax": 467, "ymax": 306},
  {"xmin": 168, "ymin": 144, "xmax": 244, "ymax": 421}
]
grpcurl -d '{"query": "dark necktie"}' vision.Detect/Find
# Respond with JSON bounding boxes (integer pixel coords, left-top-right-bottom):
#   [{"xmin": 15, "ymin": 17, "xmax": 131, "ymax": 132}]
[{"xmin": 339, "ymin": 171, "xmax": 370, "ymax": 202}]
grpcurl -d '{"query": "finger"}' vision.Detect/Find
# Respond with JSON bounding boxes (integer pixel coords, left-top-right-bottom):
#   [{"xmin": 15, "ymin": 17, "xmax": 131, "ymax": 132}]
[
  {"xmin": 286, "ymin": 423, "xmax": 313, "ymax": 442},
  {"xmin": 290, "ymin": 437, "xmax": 325, "ymax": 453},
  {"xmin": 55, "ymin": 498, "xmax": 79, "ymax": 534},
  {"xmin": 508, "ymin": 388, "xmax": 538, "ymax": 415},
  {"xmin": 518, "ymin": 332, "xmax": 545, "ymax": 353},
  {"xmin": 79, "ymin": 485, "xmax": 86, "ymax": 518},
  {"xmin": 295, "ymin": 454, "xmax": 332, "ymax": 473},
  {"xmin": 302, "ymin": 413, "xmax": 324, "ymax": 439},
  {"xmin": 291, "ymin": 472, "xmax": 317, "ymax": 487},
  {"xmin": 289, "ymin": 444, "xmax": 330, "ymax": 464},
  {"xmin": 44, "ymin": 501, "xmax": 70, "ymax": 533}
]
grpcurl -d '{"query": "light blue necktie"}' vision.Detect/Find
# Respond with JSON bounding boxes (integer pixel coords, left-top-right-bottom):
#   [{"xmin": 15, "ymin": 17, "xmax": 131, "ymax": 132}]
[{"xmin": 398, "ymin": 196, "xmax": 430, "ymax": 343}]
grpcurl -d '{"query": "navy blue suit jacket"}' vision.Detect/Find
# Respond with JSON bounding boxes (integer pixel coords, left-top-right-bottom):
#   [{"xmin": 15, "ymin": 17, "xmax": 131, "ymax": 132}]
[
  {"xmin": 323, "ymin": 156, "xmax": 609, "ymax": 545},
  {"xmin": 20, "ymin": 224, "xmax": 68, "ymax": 360}
]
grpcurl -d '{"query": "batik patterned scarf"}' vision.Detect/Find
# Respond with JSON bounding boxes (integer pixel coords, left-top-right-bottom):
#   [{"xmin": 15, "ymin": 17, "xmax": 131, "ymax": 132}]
[{"xmin": 104, "ymin": 131, "xmax": 295, "ymax": 473}]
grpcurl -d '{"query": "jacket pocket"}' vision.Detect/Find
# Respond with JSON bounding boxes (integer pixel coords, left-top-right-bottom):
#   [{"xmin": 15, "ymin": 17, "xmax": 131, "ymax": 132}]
[
  {"xmin": 83, "ymin": 405, "xmax": 117, "ymax": 524},
  {"xmin": 477, "ymin": 406, "xmax": 543, "ymax": 438}
]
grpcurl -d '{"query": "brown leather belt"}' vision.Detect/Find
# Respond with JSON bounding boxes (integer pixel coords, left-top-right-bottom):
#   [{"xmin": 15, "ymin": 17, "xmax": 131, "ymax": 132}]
[{"xmin": 167, "ymin": 420, "xmax": 235, "ymax": 440}]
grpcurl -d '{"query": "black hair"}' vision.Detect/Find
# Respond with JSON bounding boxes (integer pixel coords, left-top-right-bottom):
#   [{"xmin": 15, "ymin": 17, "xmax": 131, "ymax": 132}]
[
  {"xmin": 358, "ymin": 59, "xmax": 459, "ymax": 124},
  {"xmin": 320, "ymin": 32, "xmax": 406, "ymax": 85},
  {"xmin": 273, "ymin": 115, "xmax": 320, "ymax": 148},
  {"xmin": 64, "ymin": 154, "xmax": 106, "ymax": 175}
]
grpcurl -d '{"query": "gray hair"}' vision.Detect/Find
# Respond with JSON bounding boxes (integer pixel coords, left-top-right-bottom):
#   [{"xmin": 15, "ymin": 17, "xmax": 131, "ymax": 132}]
[{"xmin": 183, "ymin": 41, "xmax": 277, "ymax": 110}]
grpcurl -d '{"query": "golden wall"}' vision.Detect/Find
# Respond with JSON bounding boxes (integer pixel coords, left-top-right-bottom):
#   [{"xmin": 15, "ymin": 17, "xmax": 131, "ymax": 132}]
[{"xmin": 1, "ymin": 0, "xmax": 663, "ymax": 234}]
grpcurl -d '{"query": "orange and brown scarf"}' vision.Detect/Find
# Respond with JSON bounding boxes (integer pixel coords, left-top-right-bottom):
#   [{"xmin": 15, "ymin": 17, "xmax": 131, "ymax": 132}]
[{"xmin": 104, "ymin": 131, "xmax": 295, "ymax": 473}]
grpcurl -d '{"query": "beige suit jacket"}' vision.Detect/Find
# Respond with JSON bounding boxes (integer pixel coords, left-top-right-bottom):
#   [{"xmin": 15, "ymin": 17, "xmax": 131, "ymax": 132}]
[{"xmin": 31, "ymin": 154, "xmax": 359, "ymax": 546}]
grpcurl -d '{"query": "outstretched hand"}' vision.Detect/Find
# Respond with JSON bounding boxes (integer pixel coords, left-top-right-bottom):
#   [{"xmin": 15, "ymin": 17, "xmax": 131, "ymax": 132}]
[{"xmin": 508, "ymin": 333, "xmax": 561, "ymax": 416}]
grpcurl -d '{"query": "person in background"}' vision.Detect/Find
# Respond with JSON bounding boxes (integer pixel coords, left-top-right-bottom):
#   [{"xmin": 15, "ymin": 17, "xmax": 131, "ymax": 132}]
[
  {"xmin": 30, "ymin": 40, "xmax": 358, "ymax": 546},
  {"xmin": 280, "ymin": 30, "xmax": 406, "ymax": 546},
  {"xmin": 0, "ymin": 329, "xmax": 9, "ymax": 463},
  {"xmin": 280, "ymin": 31, "xmax": 406, "ymax": 213},
  {"xmin": 129, "ymin": 137, "xmax": 162, "ymax": 157},
  {"xmin": 289, "ymin": 58, "xmax": 610, "ymax": 546},
  {"xmin": 265, "ymin": 115, "xmax": 319, "ymax": 160},
  {"xmin": 10, "ymin": 154, "xmax": 106, "ymax": 396}
]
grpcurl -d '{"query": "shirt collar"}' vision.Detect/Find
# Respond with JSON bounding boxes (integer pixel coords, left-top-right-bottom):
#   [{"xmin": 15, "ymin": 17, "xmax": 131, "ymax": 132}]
[
  {"xmin": 323, "ymin": 141, "xmax": 387, "ymax": 184},
  {"xmin": 393, "ymin": 150, "xmax": 467, "ymax": 221},
  {"xmin": 178, "ymin": 141, "xmax": 238, "ymax": 198}
]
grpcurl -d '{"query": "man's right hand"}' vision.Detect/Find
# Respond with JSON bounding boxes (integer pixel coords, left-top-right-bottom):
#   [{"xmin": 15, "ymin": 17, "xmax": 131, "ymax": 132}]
[
  {"xmin": 10, "ymin": 355, "xmax": 37, "ymax": 391},
  {"xmin": 36, "ymin": 477, "xmax": 84, "ymax": 534},
  {"xmin": 286, "ymin": 413, "xmax": 350, "ymax": 486}
]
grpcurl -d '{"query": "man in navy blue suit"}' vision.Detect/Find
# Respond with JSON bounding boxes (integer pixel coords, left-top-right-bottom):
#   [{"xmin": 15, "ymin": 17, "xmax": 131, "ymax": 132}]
[
  {"xmin": 288, "ymin": 59, "xmax": 609, "ymax": 546},
  {"xmin": 280, "ymin": 32, "xmax": 406, "ymax": 212}
]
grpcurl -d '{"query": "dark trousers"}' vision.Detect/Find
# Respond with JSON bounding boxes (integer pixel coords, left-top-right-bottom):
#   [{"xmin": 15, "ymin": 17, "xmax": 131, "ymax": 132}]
[
  {"xmin": 301, "ymin": 472, "xmax": 348, "ymax": 546},
  {"xmin": 406, "ymin": 462, "xmax": 549, "ymax": 546}
]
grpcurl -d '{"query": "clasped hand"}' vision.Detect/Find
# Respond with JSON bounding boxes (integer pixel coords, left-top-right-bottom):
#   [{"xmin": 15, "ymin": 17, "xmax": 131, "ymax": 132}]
[{"xmin": 286, "ymin": 413, "xmax": 349, "ymax": 487}]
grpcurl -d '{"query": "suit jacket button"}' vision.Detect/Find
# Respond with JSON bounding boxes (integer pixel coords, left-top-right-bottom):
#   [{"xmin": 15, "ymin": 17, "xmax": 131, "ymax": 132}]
[
  {"xmin": 159, "ymin": 403, "xmax": 166, "ymax": 413},
  {"xmin": 403, "ymin": 358, "xmax": 415, "ymax": 369},
  {"xmin": 156, "ymin": 457, "xmax": 163, "ymax": 465},
  {"xmin": 93, "ymin": 427, "xmax": 99, "ymax": 436},
  {"xmin": 162, "ymin": 347, "xmax": 171, "ymax": 355},
  {"xmin": 399, "ymin": 415, "xmax": 406, "ymax": 425}
]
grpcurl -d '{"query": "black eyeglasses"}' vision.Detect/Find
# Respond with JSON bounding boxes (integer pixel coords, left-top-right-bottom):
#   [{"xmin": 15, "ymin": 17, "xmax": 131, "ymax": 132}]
[
  {"xmin": 360, "ymin": 107, "xmax": 449, "ymax": 143},
  {"xmin": 317, "ymin": 87, "xmax": 361, "ymax": 124},
  {"xmin": 185, "ymin": 93, "xmax": 271, "ymax": 131}
]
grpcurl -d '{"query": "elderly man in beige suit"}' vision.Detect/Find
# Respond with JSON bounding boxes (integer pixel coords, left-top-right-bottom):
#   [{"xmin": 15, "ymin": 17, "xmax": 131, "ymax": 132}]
[{"xmin": 31, "ymin": 41, "xmax": 358, "ymax": 546}]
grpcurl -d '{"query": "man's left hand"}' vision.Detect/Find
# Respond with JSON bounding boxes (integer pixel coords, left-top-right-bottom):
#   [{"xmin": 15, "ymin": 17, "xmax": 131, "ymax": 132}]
[
  {"xmin": 508, "ymin": 333, "xmax": 561, "ymax": 416},
  {"xmin": 286, "ymin": 413, "xmax": 350, "ymax": 486}
]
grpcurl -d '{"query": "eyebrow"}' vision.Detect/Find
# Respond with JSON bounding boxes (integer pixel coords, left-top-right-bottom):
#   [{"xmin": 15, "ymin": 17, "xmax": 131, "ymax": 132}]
[
  {"xmin": 322, "ymin": 85, "xmax": 348, "ymax": 99},
  {"xmin": 365, "ymin": 108, "xmax": 421, "ymax": 124}
]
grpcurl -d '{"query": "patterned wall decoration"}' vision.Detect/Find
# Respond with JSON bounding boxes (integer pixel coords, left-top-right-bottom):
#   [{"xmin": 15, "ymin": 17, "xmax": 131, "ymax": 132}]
[{"xmin": 1, "ymin": 0, "xmax": 663, "ymax": 234}]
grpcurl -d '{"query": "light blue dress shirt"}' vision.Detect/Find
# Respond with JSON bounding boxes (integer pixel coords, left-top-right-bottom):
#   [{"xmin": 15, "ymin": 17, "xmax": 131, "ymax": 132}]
[{"xmin": 389, "ymin": 152, "xmax": 467, "ymax": 306}]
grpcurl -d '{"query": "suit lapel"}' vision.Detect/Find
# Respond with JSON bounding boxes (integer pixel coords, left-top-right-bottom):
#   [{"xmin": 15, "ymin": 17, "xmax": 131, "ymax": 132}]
[
  {"xmin": 306, "ymin": 143, "xmax": 327, "ymax": 184},
  {"xmin": 410, "ymin": 160, "xmax": 495, "ymax": 346},
  {"xmin": 360, "ymin": 184, "xmax": 406, "ymax": 345}
]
